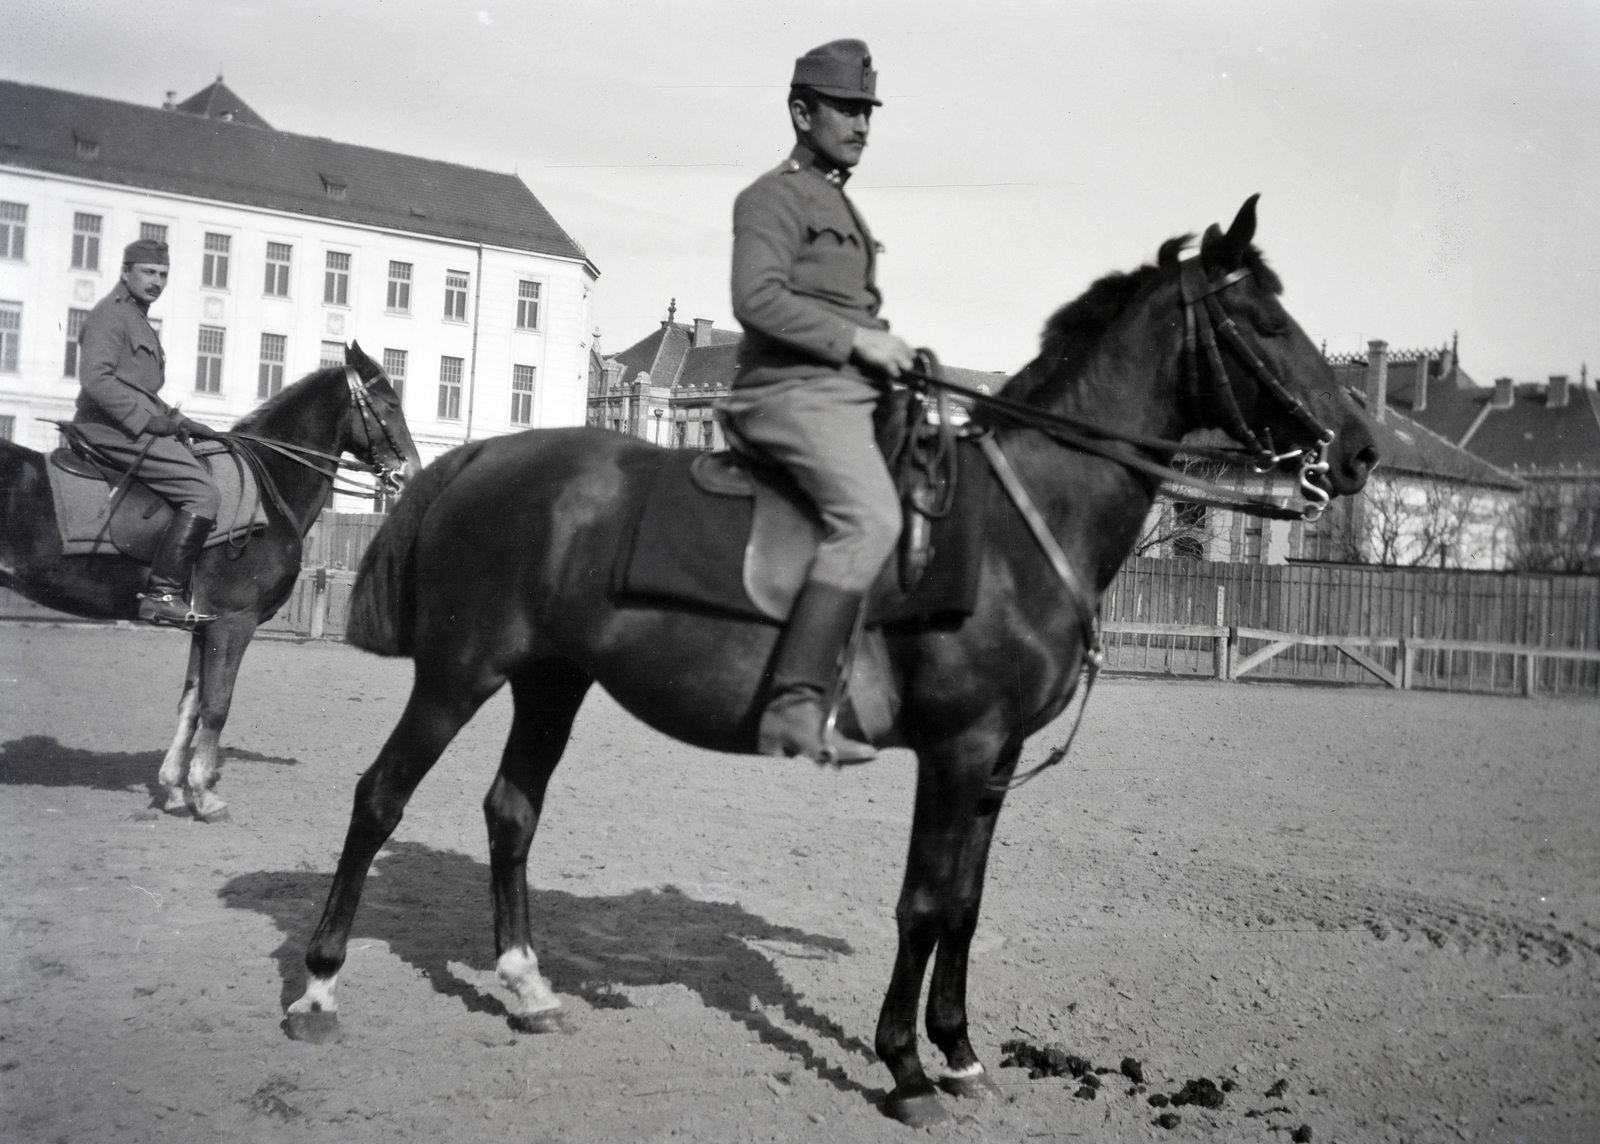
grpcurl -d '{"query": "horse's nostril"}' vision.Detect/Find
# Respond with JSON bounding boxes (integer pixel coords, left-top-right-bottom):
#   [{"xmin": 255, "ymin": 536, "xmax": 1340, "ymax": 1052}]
[{"xmin": 1350, "ymin": 443, "xmax": 1379, "ymax": 475}]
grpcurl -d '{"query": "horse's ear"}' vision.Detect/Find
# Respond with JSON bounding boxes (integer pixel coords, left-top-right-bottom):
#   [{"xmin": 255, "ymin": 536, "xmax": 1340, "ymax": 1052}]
[
  {"xmin": 1202, "ymin": 195, "xmax": 1260, "ymax": 270},
  {"xmin": 345, "ymin": 341, "xmax": 376, "ymax": 373}
]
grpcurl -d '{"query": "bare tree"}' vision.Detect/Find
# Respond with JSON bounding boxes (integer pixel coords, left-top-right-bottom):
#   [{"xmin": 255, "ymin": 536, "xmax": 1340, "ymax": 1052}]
[{"xmin": 1505, "ymin": 480, "xmax": 1600, "ymax": 572}]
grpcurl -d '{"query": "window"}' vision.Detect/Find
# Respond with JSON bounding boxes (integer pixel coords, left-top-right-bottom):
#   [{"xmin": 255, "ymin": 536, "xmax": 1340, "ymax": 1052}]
[
  {"xmin": 324, "ymin": 251, "xmax": 350, "ymax": 306},
  {"xmin": 202, "ymin": 233, "xmax": 231, "ymax": 289},
  {"xmin": 510, "ymin": 365, "xmax": 535, "ymax": 425},
  {"xmin": 264, "ymin": 242, "xmax": 292, "ymax": 296},
  {"xmin": 443, "ymin": 271, "xmax": 469, "ymax": 321},
  {"xmin": 0, "ymin": 415, "xmax": 13, "ymax": 441},
  {"xmin": 438, "ymin": 355, "xmax": 463, "ymax": 420},
  {"xmin": 1, "ymin": 202, "xmax": 27, "ymax": 260},
  {"xmin": 516, "ymin": 280, "xmax": 541, "ymax": 330},
  {"xmin": 64, "ymin": 308, "xmax": 89, "ymax": 377},
  {"xmin": 382, "ymin": 348, "xmax": 407, "ymax": 402},
  {"xmin": 140, "ymin": 222, "xmax": 167, "ymax": 244},
  {"xmin": 321, "ymin": 176, "xmax": 347, "ymax": 202},
  {"xmin": 320, "ymin": 341, "xmax": 345, "ymax": 369},
  {"xmin": 71, "ymin": 213, "xmax": 101, "ymax": 270},
  {"xmin": 674, "ymin": 420, "xmax": 688, "ymax": 448},
  {"xmin": 0, "ymin": 301, "xmax": 19, "ymax": 373},
  {"xmin": 701, "ymin": 420, "xmax": 716, "ymax": 449},
  {"xmin": 386, "ymin": 261, "xmax": 412, "ymax": 313},
  {"xmin": 195, "ymin": 326, "xmax": 225, "ymax": 393},
  {"xmin": 74, "ymin": 136, "xmax": 98, "ymax": 160},
  {"xmin": 258, "ymin": 333, "xmax": 286, "ymax": 398}
]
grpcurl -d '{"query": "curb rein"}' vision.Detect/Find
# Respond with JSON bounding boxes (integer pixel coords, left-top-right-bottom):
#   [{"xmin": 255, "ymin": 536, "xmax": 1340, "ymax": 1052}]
[{"xmin": 902, "ymin": 261, "xmax": 1338, "ymax": 798}]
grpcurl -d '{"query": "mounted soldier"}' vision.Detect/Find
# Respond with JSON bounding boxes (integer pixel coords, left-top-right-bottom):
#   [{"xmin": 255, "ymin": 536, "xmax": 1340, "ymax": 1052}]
[
  {"xmin": 75, "ymin": 238, "xmax": 221, "ymax": 629},
  {"xmin": 716, "ymin": 38, "xmax": 915, "ymax": 765}
]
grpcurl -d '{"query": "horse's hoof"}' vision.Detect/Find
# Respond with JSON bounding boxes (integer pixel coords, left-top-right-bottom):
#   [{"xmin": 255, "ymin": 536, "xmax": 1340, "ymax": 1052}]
[
  {"xmin": 197, "ymin": 806, "xmax": 232, "ymax": 824},
  {"xmin": 508, "ymin": 1008, "xmax": 572, "ymax": 1035},
  {"xmin": 191, "ymin": 792, "xmax": 229, "ymax": 822},
  {"xmin": 939, "ymin": 1067, "xmax": 1002, "ymax": 1102},
  {"xmin": 285, "ymin": 1010, "xmax": 342, "ymax": 1044},
  {"xmin": 883, "ymin": 1091, "xmax": 950, "ymax": 1128},
  {"xmin": 161, "ymin": 794, "xmax": 189, "ymax": 814}
]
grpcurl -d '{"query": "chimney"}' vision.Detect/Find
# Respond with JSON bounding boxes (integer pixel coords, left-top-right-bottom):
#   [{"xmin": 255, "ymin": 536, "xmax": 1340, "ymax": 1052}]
[
  {"xmin": 692, "ymin": 318, "xmax": 714, "ymax": 348},
  {"xmin": 162, "ymin": 90, "xmax": 177, "ymax": 111},
  {"xmin": 1548, "ymin": 374, "xmax": 1570, "ymax": 409},
  {"xmin": 1364, "ymin": 339, "xmax": 1388, "ymax": 423},
  {"xmin": 1493, "ymin": 377, "xmax": 1514, "ymax": 409},
  {"xmin": 1413, "ymin": 353, "xmax": 1430, "ymax": 413}
]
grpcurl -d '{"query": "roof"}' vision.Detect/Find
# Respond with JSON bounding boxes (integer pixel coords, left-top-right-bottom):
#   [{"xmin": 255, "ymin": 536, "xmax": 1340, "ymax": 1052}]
[
  {"xmin": 172, "ymin": 78, "xmax": 272, "ymax": 130},
  {"xmin": 1455, "ymin": 382, "xmax": 1600, "ymax": 479},
  {"xmin": 0, "ymin": 80, "xmax": 592, "ymax": 266}
]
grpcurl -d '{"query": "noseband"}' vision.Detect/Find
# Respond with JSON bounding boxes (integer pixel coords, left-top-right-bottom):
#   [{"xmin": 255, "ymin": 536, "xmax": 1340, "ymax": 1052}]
[{"xmin": 1178, "ymin": 261, "xmax": 1334, "ymax": 521}]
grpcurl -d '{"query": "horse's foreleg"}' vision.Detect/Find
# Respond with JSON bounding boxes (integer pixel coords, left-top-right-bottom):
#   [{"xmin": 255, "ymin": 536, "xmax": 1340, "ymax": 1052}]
[
  {"xmin": 875, "ymin": 739, "xmax": 1009, "ymax": 1127},
  {"xmin": 486, "ymin": 661, "xmax": 592, "ymax": 1033},
  {"xmin": 288, "ymin": 665, "xmax": 499, "ymax": 1042},
  {"xmin": 157, "ymin": 635, "xmax": 205, "ymax": 812},
  {"xmin": 181, "ymin": 616, "xmax": 256, "ymax": 822}
]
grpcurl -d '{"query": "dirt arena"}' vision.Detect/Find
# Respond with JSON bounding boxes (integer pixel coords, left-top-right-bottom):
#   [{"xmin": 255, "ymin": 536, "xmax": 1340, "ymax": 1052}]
[{"xmin": 1, "ymin": 624, "xmax": 1596, "ymax": 1143}]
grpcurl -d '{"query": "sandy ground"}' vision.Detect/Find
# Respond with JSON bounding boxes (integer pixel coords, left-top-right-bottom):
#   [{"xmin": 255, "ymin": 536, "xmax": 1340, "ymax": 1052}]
[{"xmin": 0, "ymin": 623, "xmax": 1596, "ymax": 1144}]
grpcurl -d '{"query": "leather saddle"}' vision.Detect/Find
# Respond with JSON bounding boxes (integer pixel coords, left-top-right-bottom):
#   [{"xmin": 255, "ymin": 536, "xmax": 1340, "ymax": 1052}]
[{"xmin": 46, "ymin": 435, "xmax": 265, "ymax": 562}]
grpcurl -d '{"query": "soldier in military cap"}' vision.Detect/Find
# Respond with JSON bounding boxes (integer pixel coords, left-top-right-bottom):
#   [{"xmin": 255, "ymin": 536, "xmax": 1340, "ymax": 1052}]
[
  {"xmin": 716, "ymin": 38, "xmax": 916, "ymax": 764},
  {"xmin": 75, "ymin": 237, "xmax": 222, "ymax": 629}
]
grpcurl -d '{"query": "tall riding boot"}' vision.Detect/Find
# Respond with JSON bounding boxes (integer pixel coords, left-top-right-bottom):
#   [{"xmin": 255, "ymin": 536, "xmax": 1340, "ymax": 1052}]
[
  {"xmin": 138, "ymin": 510, "xmax": 218, "ymax": 629},
  {"xmin": 758, "ymin": 580, "xmax": 877, "ymax": 764}
]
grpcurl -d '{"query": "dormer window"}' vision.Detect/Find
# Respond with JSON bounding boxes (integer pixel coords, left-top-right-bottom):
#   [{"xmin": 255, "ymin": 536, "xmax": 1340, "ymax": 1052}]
[
  {"xmin": 74, "ymin": 135, "xmax": 99, "ymax": 160},
  {"xmin": 320, "ymin": 175, "xmax": 348, "ymax": 202}
]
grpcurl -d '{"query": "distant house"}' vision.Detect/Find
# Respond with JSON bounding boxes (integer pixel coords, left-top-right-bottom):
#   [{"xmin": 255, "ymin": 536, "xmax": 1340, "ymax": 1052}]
[
  {"xmin": 1332, "ymin": 339, "xmax": 1598, "ymax": 571},
  {"xmin": 0, "ymin": 77, "xmax": 598, "ymax": 506},
  {"xmin": 587, "ymin": 304, "xmax": 1005, "ymax": 450}
]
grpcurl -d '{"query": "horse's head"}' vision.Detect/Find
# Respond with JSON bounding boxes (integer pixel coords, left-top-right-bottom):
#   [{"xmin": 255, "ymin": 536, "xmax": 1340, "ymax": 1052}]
[
  {"xmin": 1181, "ymin": 196, "xmax": 1378, "ymax": 503},
  {"xmin": 343, "ymin": 341, "xmax": 422, "ymax": 496}
]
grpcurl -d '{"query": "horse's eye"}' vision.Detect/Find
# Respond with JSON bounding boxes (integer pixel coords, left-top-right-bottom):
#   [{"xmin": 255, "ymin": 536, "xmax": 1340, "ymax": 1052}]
[{"xmin": 1254, "ymin": 319, "xmax": 1288, "ymax": 338}]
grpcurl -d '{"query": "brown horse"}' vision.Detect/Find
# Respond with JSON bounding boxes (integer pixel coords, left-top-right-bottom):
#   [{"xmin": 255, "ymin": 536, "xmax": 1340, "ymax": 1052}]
[
  {"xmin": 289, "ymin": 201, "xmax": 1376, "ymax": 1125},
  {"xmin": 0, "ymin": 343, "xmax": 418, "ymax": 820}
]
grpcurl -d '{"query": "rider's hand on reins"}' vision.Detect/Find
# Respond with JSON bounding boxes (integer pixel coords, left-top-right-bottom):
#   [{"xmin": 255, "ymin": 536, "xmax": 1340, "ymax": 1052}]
[{"xmin": 851, "ymin": 327, "xmax": 916, "ymax": 378}]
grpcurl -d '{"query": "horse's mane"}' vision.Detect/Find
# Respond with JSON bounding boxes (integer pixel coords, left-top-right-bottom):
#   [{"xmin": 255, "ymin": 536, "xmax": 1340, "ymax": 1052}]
[
  {"xmin": 1001, "ymin": 235, "xmax": 1282, "ymax": 404},
  {"xmin": 231, "ymin": 366, "xmax": 342, "ymax": 433}
]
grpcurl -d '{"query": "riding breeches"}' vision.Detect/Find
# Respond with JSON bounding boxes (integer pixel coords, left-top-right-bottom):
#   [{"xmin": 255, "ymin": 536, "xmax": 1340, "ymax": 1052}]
[
  {"xmin": 75, "ymin": 431, "xmax": 222, "ymax": 518},
  {"xmin": 715, "ymin": 373, "xmax": 901, "ymax": 593}
]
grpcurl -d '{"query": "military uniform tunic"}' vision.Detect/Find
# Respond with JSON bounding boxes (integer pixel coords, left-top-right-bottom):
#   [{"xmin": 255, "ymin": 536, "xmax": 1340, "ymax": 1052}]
[
  {"xmin": 74, "ymin": 282, "xmax": 220, "ymax": 517},
  {"xmin": 716, "ymin": 144, "xmax": 901, "ymax": 591}
]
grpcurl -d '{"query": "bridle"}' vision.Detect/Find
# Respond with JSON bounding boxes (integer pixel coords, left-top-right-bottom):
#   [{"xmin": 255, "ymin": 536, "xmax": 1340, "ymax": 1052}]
[
  {"xmin": 221, "ymin": 366, "xmax": 412, "ymax": 530},
  {"xmin": 1178, "ymin": 259, "xmax": 1334, "ymax": 522}
]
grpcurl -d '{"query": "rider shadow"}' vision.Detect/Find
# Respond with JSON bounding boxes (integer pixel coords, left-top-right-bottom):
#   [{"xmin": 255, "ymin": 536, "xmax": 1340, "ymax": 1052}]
[
  {"xmin": 221, "ymin": 839, "xmax": 882, "ymax": 1098},
  {"xmin": 0, "ymin": 734, "xmax": 298, "ymax": 801}
]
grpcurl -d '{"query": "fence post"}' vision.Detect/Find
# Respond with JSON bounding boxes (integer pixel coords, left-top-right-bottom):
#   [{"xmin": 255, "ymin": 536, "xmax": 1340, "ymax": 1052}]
[
  {"xmin": 1522, "ymin": 652, "xmax": 1536, "ymax": 698},
  {"xmin": 1225, "ymin": 626, "xmax": 1237, "ymax": 681},
  {"xmin": 1212, "ymin": 585, "xmax": 1227, "ymax": 679},
  {"xmin": 1399, "ymin": 637, "xmax": 1413, "ymax": 690},
  {"xmin": 309, "ymin": 566, "xmax": 329, "ymax": 641}
]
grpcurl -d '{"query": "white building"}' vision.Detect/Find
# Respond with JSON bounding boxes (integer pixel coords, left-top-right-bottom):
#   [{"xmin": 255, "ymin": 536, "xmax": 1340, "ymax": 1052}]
[{"xmin": 0, "ymin": 78, "xmax": 598, "ymax": 503}]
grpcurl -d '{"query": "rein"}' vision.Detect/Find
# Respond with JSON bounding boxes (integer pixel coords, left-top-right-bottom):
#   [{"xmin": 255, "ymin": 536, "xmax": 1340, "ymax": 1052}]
[{"xmin": 933, "ymin": 259, "xmax": 1338, "ymax": 798}]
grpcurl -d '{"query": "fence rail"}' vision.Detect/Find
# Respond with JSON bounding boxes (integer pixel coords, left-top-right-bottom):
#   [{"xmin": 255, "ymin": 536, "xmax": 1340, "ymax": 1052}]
[{"xmin": 5, "ymin": 516, "xmax": 1598, "ymax": 698}]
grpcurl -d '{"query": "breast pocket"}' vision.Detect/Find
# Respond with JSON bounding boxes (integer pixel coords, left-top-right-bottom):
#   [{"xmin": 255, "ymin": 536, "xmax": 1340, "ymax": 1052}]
[{"xmin": 793, "ymin": 226, "xmax": 866, "ymax": 297}]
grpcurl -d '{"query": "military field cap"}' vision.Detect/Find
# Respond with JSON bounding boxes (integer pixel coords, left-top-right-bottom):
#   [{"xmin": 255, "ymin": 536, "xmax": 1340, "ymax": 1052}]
[
  {"xmin": 791, "ymin": 39, "xmax": 881, "ymax": 105},
  {"xmin": 122, "ymin": 238, "xmax": 169, "ymax": 266}
]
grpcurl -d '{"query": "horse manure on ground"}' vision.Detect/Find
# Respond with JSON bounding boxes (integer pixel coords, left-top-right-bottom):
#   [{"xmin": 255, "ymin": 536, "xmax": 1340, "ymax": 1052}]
[
  {"xmin": 1148, "ymin": 1093, "xmax": 1170, "ymax": 1108},
  {"xmin": 1120, "ymin": 1056, "xmax": 1145, "ymax": 1083},
  {"xmin": 1291, "ymin": 1126, "xmax": 1314, "ymax": 1143},
  {"xmin": 1073, "ymin": 1084, "xmax": 1097, "ymax": 1100},
  {"xmin": 1168, "ymin": 1077, "xmax": 1226, "ymax": 1110},
  {"xmin": 998, "ymin": 1038, "xmax": 1092, "ymax": 1079},
  {"xmin": 1266, "ymin": 1077, "xmax": 1289, "ymax": 1098},
  {"xmin": 1155, "ymin": 1112, "xmax": 1182, "ymax": 1130}
]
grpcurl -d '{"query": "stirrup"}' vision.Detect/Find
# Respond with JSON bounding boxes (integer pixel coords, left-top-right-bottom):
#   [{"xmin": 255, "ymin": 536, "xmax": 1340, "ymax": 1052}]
[{"xmin": 137, "ymin": 591, "xmax": 216, "ymax": 631}]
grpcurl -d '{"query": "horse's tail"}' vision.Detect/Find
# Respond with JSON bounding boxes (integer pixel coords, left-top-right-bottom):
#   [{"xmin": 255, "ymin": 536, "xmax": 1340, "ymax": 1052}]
[{"xmin": 345, "ymin": 441, "xmax": 486, "ymax": 657}]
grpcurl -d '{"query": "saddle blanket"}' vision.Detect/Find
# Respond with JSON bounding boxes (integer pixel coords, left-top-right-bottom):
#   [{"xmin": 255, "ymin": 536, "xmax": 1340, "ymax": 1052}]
[
  {"xmin": 613, "ymin": 440, "xmax": 991, "ymax": 627},
  {"xmin": 48, "ymin": 440, "xmax": 269, "ymax": 560}
]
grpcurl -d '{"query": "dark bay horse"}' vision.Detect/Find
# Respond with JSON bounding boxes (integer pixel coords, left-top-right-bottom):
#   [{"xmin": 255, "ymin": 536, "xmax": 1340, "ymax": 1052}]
[
  {"xmin": 290, "ymin": 201, "xmax": 1377, "ymax": 1124},
  {"xmin": 0, "ymin": 343, "xmax": 418, "ymax": 820}
]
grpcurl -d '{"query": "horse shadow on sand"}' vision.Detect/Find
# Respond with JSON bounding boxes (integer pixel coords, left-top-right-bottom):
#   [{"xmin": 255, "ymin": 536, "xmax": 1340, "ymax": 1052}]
[
  {"xmin": 221, "ymin": 839, "xmax": 882, "ymax": 1098},
  {"xmin": 0, "ymin": 734, "xmax": 298, "ymax": 804}
]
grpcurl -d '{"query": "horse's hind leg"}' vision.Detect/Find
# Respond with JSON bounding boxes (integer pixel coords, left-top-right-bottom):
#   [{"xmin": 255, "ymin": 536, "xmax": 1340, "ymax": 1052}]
[
  {"xmin": 288, "ymin": 661, "xmax": 502, "ymax": 1042},
  {"xmin": 157, "ymin": 634, "xmax": 204, "ymax": 812},
  {"xmin": 181, "ymin": 615, "xmax": 258, "ymax": 822},
  {"xmin": 484, "ymin": 660, "xmax": 592, "ymax": 1033}
]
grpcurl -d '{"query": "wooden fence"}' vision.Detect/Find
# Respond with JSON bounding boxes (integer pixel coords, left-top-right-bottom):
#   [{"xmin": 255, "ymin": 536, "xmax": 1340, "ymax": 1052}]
[{"xmin": 6, "ymin": 514, "xmax": 1599, "ymax": 698}]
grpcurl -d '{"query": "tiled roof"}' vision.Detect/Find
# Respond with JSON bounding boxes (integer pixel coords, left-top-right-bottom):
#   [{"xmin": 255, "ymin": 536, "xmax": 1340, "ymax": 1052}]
[
  {"xmin": 0, "ymin": 80, "xmax": 592, "ymax": 265},
  {"xmin": 1457, "ymin": 383, "xmax": 1600, "ymax": 478},
  {"xmin": 1365, "ymin": 405, "xmax": 1523, "ymax": 489}
]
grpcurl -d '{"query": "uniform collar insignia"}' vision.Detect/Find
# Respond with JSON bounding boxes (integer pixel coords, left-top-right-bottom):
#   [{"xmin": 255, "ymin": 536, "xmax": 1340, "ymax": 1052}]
[{"xmin": 788, "ymin": 144, "xmax": 850, "ymax": 186}]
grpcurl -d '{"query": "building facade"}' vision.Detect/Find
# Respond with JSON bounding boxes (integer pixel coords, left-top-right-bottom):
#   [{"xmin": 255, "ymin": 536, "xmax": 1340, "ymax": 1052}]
[{"xmin": 0, "ymin": 79, "xmax": 598, "ymax": 505}]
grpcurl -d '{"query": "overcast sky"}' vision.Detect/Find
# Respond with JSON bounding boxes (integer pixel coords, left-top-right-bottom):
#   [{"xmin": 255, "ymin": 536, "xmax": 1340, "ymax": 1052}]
[{"xmin": 6, "ymin": 0, "xmax": 1597, "ymax": 385}]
